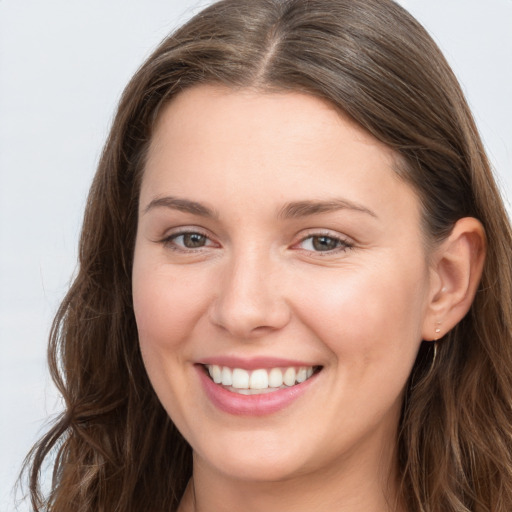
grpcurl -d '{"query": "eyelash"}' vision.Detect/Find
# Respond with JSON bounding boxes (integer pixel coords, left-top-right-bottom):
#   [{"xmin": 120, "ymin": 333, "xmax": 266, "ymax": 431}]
[{"xmin": 161, "ymin": 229, "xmax": 353, "ymax": 255}]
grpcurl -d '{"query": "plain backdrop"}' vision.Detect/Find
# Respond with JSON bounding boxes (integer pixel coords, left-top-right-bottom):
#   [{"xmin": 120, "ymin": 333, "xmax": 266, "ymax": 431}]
[{"xmin": 0, "ymin": 1, "xmax": 511, "ymax": 510}]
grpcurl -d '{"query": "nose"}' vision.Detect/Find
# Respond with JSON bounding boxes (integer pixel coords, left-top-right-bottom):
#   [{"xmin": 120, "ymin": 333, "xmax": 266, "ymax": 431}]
[{"xmin": 209, "ymin": 250, "xmax": 291, "ymax": 339}]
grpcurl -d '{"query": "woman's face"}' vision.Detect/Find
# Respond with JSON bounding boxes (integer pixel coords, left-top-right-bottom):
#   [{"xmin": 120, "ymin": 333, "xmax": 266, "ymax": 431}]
[{"xmin": 133, "ymin": 85, "xmax": 435, "ymax": 483}]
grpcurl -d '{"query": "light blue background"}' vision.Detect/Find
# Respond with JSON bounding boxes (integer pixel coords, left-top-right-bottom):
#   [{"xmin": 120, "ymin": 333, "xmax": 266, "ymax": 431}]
[{"xmin": 1, "ymin": 1, "xmax": 510, "ymax": 510}]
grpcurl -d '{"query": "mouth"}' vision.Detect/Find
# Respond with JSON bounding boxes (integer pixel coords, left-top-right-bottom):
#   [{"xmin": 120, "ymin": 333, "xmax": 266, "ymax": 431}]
[{"xmin": 203, "ymin": 364, "xmax": 322, "ymax": 395}]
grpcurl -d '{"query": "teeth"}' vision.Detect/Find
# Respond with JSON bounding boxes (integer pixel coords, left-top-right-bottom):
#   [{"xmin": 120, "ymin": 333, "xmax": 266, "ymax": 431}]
[
  {"xmin": 211, "ymin": 365, "xmax": 222, "ymax": 384},
  {"xmin": 249, "ymin": 369, "xmax": 268, "ymax": 390},
  {"xmin": 221, "ymin": 366, "xmax": 232, "ymax": 386},
  {"xmin": 232, "ymin": 368, "xmax": 250, "ymax": 389},
  {"xmin": 296, "ymin": 367, "xmax": 308, "ymax": 383},
  {"xmin": 283, "ymin": 367, "xmax": 296, "ymax": 386},
  {"xmin": 268, "ymin": 367, "xmax": 283, "ymax": 388},
  {"xmin": 206, "ymin": 365, "xmax": 317, "ymax": 392}
]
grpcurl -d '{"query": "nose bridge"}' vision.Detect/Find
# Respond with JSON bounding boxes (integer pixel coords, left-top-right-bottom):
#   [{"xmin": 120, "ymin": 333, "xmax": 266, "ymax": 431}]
[{"xmin": 210, "ymin": 243, "xmax": 290, "ymax": 337}]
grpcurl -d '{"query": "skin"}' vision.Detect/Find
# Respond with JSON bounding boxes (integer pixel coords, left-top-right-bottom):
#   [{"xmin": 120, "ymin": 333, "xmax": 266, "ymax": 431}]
[{"xmin": 132, "ymin": 85, "xmax": 485, "ymax": 511}]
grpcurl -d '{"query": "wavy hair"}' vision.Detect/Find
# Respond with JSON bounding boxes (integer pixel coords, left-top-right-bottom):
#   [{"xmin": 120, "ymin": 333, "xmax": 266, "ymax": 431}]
[{"xmin": 24, "ymin": 0, "xmax": 512, "ymax": 510}]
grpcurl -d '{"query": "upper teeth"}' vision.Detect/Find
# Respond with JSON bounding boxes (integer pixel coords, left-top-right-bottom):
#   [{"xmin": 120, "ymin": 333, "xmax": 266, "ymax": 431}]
[{"xmin": 206, "ymin": 365, "xmax": 315, "ymax": 391}]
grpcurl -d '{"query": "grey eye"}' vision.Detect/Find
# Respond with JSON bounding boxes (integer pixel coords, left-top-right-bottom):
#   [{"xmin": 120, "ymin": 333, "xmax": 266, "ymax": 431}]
[
  {"xmin": 296, "ymin": 233, "xmax": 353, "ymax": 254},
  {"xmin": 180, "ymin": 233, "xmax": 208, "ymax": 248},
  {"xmin": 306, "ymin": 235, "xmax": 342, "ymax": 252},
  {"xmin": 168, "ymin": 232, "xmax": 210, "ymax": 249}
]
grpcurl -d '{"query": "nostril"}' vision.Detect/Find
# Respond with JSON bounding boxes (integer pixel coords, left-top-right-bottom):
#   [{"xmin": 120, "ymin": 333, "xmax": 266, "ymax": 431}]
[{"xmin": 209, "ymin": 298, "xmax": 291, "ymax": 339}]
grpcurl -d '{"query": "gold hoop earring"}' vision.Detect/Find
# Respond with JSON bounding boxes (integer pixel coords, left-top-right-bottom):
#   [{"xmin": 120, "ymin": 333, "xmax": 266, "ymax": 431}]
[
  {"xmin": 425, "ymin": 341, "xmax": 438, "ymax": 380},
  {"xmin": 431, "ymin": 341, "xmax": 438, "ymax": 367}
]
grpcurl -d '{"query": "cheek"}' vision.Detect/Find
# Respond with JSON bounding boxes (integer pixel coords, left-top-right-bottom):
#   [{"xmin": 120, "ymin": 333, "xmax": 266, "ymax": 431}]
[
  {"xmin": 295, "ymin": 257, "xmax": 428, "ymax": 362},
  {"xmin": 296, "ymin": 260, "xmax": 428, "ymax": 428},
  {"xmin": 131, "ymin": 257, "xmax": 213, "ymax": 429},
  {"xmin": 132, "ymin": 259, "xmax": 212, "ymax": 353},
  {"xmin": 133, "ymin": 277, "xmax": 174, "ymax": 347}
]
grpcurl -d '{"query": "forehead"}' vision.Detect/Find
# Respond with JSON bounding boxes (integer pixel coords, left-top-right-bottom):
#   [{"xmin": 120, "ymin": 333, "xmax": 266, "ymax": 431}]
[
  {"xmin": 148, "ymin": 85, "xmax": 395, "ymax": 161},
  {"xmin": 141, "ymin": 84, "xmax": 420, "ymax": 227}
]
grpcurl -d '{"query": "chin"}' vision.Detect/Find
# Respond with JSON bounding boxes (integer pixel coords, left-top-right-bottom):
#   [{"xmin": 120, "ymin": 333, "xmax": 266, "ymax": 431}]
[
  {"xmin": 191, "ymin": 430, "xmax": 314, "ymax": 483},
  {"xmin": 203, "ymin": 455, "xmax": 307, "ymax": 483}
]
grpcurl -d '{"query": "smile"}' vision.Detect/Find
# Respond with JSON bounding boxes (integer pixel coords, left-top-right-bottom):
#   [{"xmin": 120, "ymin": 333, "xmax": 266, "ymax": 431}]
[{"xmin": 205, "ymin": 365, "xmax": 317, "ymax": 395}]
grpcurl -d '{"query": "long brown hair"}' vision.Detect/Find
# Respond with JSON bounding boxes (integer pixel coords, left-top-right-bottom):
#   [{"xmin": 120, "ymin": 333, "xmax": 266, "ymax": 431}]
[{"xmin": 24, "ymin": 0, "xmax": 512, "ymax": 510}]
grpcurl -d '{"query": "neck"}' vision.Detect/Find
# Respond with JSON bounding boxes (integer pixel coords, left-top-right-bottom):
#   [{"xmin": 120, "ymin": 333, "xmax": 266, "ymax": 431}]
[{"xmin": 178, "ymin": 442, "xmax": 403, "ymax": 512}]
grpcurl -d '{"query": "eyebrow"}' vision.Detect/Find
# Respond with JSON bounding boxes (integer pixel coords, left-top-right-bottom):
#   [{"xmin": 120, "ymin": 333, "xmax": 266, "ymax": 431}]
[
  {"xmin": 143, "ymin": 196, "xmax": 218, "ymax": 218},
  {"xmin": 143, "ymin": 195, "xmax": 377, "ymax": 220},
  {"xmin": 278, "ymin": 198, "xmax": 377, "ymax": 219}
]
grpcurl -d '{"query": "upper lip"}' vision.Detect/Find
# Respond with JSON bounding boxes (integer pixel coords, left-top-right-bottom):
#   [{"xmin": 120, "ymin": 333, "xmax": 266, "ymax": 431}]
[{"xmin": 198, "ymin": 356, "xmax": 320, "ymax": 370}]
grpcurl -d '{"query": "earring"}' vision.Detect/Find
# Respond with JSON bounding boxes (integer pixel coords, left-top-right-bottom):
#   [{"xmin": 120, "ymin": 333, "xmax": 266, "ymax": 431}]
[
  {"xmin": 431, "ymin": 341, "xmax": 438, "ymax": 367},
  {"xmin": 426, "ymin": 321, "xmax": 442, "ymax": 378},
  {"xmin": 424, "ymin": 341, "xmax": 438, "ymax": 380}
]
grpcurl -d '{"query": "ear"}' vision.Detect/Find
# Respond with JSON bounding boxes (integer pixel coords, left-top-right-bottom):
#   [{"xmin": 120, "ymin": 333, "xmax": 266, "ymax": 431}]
[{"xmin": 422, "ymin": 217, "xmax": 486, "ymax": 341}]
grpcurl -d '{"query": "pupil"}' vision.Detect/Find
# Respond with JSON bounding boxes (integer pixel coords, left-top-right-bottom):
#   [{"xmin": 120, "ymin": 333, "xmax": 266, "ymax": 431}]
[
  {"xmin": 312, "ymin": 236, "xmax": 338, "ymax": 251},
  {"xmin": 184, "ymin": 233, "xmax": 206, "ymax": 248}
]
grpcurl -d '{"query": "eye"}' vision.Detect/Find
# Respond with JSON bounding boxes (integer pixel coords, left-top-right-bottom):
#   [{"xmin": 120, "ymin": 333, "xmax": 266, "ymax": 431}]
[
  {"xmin": 297, "ymin": 234, "xmax": 352, "ymax": 253},
  {"xmin": 164, "ymin": 231, "xmax": 216, "ymax": 250}
]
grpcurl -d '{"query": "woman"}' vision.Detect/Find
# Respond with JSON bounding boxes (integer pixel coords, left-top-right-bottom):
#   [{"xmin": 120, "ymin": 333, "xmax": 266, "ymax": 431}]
[{"xmin": 25, "ymin": 0, "xmax": 512, "ymax": 510}]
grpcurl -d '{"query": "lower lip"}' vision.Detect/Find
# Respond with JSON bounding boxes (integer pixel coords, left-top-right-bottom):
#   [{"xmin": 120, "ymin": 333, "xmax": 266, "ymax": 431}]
[{"xmin": 196, "ymin": 366, "xmax": 318, "ymax": 416}]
